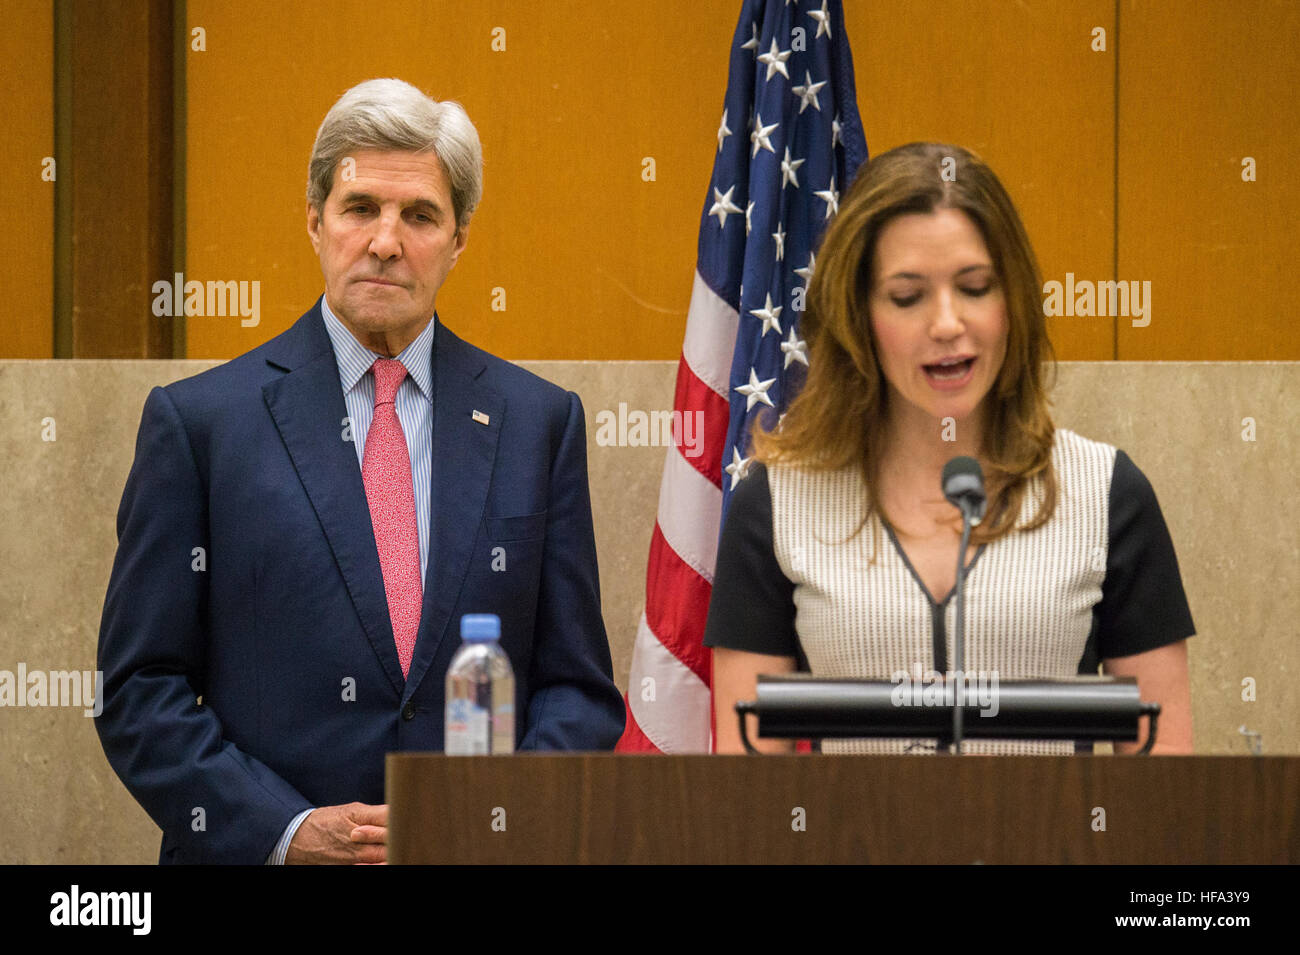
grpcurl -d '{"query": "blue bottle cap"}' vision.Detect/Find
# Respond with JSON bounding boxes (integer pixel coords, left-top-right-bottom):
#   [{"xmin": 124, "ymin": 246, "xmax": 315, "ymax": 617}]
[{"xmin": 460, "ymin": 614, "xmax": 500, "ymax": 641}]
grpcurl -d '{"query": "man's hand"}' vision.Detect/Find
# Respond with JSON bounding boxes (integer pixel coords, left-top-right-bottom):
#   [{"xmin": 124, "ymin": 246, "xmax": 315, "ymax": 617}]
[{"xmin": 285, "ymin": 802, "xmax": 388, "ymax": 865}]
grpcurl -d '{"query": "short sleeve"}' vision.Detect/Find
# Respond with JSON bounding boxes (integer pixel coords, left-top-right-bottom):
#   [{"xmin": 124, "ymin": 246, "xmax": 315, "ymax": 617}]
[
  {"xmin": 1095, "ymin": 449, "xmax": 1196, "ymax": 659},
  {"xmin": 703, "ymin": 463, "xmax": 799, "ymax": 656}
]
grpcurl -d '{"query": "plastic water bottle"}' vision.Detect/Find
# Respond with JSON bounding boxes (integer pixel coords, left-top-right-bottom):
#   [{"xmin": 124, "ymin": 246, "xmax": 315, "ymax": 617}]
[{"xmin": 444, "ymin": 614, "xmax": 515, "ymax": 754}]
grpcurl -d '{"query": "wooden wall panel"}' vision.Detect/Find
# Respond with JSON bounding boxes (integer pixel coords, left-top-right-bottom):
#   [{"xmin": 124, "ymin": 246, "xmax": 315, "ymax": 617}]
[
  {"xmin": 65, "ymin": 0, "xmax": 175, "ymax": 358},
  {"xmin": 1118, "ymin": 0, "xmax": 1300, "ymax": 359},
  {"xmin": 183, "ymin": 0, "xmax": 736, "ymax": 360},
  {"xmin": 851, "ymin": 0, "xmax": 1116, "ymax": 361},
  {"xmin": 180, "ymin": 1, "xmax": 1296, "ymax": 361},
  {"xmin": 1, "ymin": 0, "xmax": 54, "ymax": 359}
]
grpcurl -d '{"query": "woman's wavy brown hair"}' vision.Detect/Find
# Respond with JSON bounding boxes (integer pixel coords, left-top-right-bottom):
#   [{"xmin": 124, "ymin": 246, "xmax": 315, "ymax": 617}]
[{"xmin": 753, "ymin": 142, "xmax": 1057, "ymax": 547}]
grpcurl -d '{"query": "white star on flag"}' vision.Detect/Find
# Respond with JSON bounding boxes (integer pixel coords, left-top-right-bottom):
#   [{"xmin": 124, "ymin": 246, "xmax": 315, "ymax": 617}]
[
  {"xmin": 717, "ymin": 109, "xmax": 732, "ymax": 152},
  {"xmin": 772, "ymin": 223, "xmax": 787, "ymax": 261},
  {"xmin": 745, "ymin": 200, "xmax": 754, "ymax": 235},
  {"xmin": 750, "ymin": 293, "xmax": 783, "ymax": 337},
  {"xmin": 736, "ymin": 368, "xmax": 777, "ymax": 411},
  {"xmin": 795, "ymin": 251, "xmax": 816, "ymax": 285},
  {"xmin": 781, "ymin": 327, "xmax": 809, "ymax": 368},
  {"xmin": 750, "ymin": 112, "xmax": 778, "ymax": 158},
  {"xmin": 741, "ymin": 22, "xmax": 759, "ymax": 54},
  {"xmin": 709, "ymin": 185, "xmax": 743, "ymax": 228},
  {"xmin": 832, "ymin": 114, "xmax": 843, "ymax": 149},
  {"xmin": 792, "ymin": 70, "xmax": 826, "ymax": 114},
  {"xmin": 780, "ymin": 147, "xmax": 804, "ymax": 189},
  {"xmin": 808, "ymin": 0, "xmax": 832, "ymax": 39},
  {"xmin": 757, "ymin": 38, "xmax": 792, "ymax": 82},
  {"xmin": 724, "ymin": 447, "xmax": 753, "ymax": 490},
  {"xmin": 815, "ymin": 175, "xmax": 839, "ymax": 218}
]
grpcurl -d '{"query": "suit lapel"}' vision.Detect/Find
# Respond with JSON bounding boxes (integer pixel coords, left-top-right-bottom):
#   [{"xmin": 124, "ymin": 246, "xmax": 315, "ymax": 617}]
[
  {"xmin": 261, "ymin": 304, "xmax": 406, "ymax": 695},
  {"xmin": 403, "ymin": 323, "xmax": 504, "ymax": 697}
]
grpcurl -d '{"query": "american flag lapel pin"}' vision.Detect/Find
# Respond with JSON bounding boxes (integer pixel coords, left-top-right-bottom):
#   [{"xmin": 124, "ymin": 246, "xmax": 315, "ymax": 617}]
[{"xmin": 472, "ymin": 409, "xmax": 490, "ymax": 426}]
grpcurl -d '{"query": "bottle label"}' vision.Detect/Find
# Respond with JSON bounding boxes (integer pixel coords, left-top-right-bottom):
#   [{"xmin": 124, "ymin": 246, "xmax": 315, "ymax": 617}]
[{"xmin": 445, "ymin": 697, "xmax": 490, "ymax": 755}]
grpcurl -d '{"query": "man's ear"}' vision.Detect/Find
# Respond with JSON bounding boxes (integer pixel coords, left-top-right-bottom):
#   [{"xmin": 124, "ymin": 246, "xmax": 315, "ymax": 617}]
[
  {"xmin": 306, "ymin": 201, "xmax": 322, "ymax": 255},
  {"xmin": 451, "ymin": 224, "xmax": 469, "ymax": 265}
]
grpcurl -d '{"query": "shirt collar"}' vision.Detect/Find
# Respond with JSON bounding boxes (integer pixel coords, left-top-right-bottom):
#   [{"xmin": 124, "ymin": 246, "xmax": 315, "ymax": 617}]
[{"xmin": 320, "ymin": 294, "xmax": 435, "ymax": 401}]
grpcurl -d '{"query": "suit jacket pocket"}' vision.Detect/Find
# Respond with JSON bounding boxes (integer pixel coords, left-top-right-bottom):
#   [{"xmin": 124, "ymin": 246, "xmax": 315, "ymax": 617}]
[{"xmin": 487, "ymin": 510, "xmax": 548, "ymax": 542}]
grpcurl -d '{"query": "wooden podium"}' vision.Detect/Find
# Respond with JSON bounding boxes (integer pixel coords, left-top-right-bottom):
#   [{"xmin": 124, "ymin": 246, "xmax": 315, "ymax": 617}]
[{"xmin": 387, "ymin": 753, "xmax": 1298, "ymax": 864}]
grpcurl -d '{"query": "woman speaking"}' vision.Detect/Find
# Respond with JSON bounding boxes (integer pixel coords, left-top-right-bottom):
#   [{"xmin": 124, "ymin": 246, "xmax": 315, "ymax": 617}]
[{"xmin": 706, "ymin": 142, "xmax": 1194, "ymax": 755}]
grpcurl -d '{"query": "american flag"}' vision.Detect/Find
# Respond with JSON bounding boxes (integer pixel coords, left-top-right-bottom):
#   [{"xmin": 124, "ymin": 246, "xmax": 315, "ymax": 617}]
[{"xmin": 618, "ymin": 0, "xmax": 868, "ymax": 753}]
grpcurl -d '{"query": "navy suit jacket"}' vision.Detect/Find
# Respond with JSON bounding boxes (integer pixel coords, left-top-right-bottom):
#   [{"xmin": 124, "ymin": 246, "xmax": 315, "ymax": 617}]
[{"xmin": 95, "ymin": 301, "xmax": 624, "ymax": 863}]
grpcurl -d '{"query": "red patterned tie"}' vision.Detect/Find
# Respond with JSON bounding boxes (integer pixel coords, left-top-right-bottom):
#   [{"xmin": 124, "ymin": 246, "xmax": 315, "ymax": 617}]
[{"xmin": 361, "ymin": 358, "xmax": 422, "ymax": 678}]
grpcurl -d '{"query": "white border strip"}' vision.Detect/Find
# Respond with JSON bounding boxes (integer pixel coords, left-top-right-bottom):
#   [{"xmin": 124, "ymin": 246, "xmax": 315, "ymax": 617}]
[
  {"xmin": 682, "ymin": 270, "xmax": 739, "ymax": 400},
  {"xmin": 627, "ymin": 611, "xmax": 712, "ymax": 754}
]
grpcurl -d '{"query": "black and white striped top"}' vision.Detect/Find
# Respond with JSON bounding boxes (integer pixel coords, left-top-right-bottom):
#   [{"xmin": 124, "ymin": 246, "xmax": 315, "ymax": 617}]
[{"xmin": 703, "ymin": 428, "xmax": 1196, "ymax": 754}]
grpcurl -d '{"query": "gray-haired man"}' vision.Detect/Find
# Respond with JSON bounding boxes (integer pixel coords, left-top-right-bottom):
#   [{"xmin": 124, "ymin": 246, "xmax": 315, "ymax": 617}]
[{"xmin": 95, "ymin": 79, "xmax": 625, "ymax": 864}]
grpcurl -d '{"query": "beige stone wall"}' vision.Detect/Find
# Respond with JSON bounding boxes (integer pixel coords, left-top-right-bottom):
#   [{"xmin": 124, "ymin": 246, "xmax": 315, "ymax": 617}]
[{"xmin": 0, "ymin": 360, "xmax": 1294, "ymax": 862}]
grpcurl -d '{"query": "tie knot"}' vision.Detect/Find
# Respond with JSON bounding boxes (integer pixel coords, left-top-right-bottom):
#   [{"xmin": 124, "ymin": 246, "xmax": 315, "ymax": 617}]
[{"xmin": 371, "ymin": 358, "xmax": 407, "ymax": 405}]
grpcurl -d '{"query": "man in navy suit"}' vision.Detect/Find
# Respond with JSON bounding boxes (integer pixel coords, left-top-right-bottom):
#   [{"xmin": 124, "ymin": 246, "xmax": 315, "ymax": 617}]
[{"xmin": 95, "ymin": 79, "xmax": 624, "ymax": 864}]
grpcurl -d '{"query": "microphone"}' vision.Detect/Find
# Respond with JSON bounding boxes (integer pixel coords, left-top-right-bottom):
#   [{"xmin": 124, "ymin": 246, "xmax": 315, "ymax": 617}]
[
  {"xmin": 942, "ymin": 456, "xmax": 985, "ymax": 754},
  {"xmin": 942, "ymin": 456, "xmax": 987, "ymax": 526}
]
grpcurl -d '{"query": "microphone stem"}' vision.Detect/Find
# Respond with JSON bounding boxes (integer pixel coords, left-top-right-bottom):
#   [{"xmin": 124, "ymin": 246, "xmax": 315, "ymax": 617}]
[{"xmin": 952, "ymin": 513, "xmax": 974, "ymax": 755}]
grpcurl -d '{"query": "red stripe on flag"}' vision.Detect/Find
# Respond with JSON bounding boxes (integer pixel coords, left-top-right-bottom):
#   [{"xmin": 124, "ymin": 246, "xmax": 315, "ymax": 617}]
[
  {"xmin": 672, "ymin": 356, "xmax": 730, "ymax": 488},
  {"xmin": 643, "ymin": 524, "xmax": 713, "ymax": 684},
  {"xmin": 615, "ymin": 693, "xmax": 663, "ymax": 753}
]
